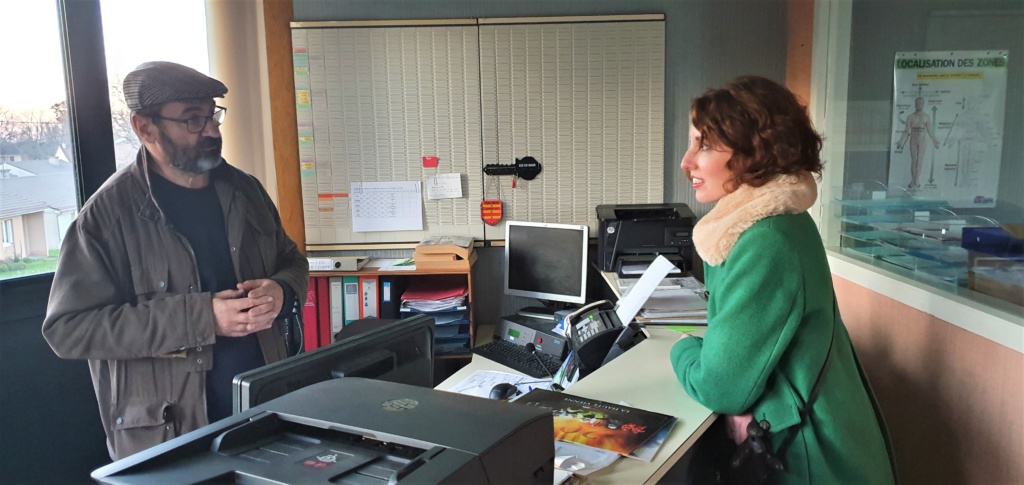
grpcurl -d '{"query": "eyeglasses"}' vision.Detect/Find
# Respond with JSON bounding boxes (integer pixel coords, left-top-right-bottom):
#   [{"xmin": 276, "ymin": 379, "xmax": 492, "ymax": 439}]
[{"xmin": 153, "ymin": 106, "xmax": 227, "ymax": 134}]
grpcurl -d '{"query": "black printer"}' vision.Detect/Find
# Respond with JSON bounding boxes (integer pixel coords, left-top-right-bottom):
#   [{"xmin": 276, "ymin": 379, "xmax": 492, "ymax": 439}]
[
  {"xmin": 91, "ymin": 378, "xmax": 553, "ymax": 484},
  {"xmin": 596, "ymin": 203, "xmax": 696, "ymax": 276}
]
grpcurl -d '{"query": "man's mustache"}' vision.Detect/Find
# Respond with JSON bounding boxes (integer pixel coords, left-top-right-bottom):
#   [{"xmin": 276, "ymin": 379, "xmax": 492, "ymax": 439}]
[{"xmin": 198, "ymin": 137, "xmax": 222, "ymax": 153}]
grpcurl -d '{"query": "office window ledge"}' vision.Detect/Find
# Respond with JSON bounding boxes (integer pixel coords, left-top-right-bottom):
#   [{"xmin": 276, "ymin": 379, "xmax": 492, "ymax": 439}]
[{"xmin": 828, "ymin": 250, "xmax": 1023, "ymax": 353}]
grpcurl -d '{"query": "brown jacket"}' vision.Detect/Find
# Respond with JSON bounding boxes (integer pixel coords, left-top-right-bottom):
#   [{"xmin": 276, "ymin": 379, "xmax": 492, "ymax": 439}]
[{"xmin": 42, "ymin": 151, "xmax": 308, "ymax": 460}]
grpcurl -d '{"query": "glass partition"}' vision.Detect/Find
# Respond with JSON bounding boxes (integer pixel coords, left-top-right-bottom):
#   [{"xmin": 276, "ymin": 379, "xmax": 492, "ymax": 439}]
[{"xmin": 821, "ymin": 1, "xmax": 1023, "ymax": 315}]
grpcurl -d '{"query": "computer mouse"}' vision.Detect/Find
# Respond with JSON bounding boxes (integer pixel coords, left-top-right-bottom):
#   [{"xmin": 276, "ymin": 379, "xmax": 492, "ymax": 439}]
[{"xmin": 488, "ymin": 382, "xmax": 519, "ymax": 400}]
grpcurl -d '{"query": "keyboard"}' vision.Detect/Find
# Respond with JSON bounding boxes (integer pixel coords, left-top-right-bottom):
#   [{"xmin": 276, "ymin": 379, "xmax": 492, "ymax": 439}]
[{"xmin": 472, "ymin": 339, "xmax": 564, "ymax": 379}]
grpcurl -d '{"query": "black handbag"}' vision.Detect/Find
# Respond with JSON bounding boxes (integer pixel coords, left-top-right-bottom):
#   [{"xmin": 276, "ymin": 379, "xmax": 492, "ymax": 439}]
[{"xmin": 727, "ymin": 314, "xmax": 836, "ymax": 485}]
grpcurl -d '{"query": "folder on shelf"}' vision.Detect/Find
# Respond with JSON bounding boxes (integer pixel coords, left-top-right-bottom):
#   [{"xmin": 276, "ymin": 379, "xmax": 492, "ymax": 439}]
[
  {"xmin": 329, "ymin": 277, "xmax": 344, "ymax": 336},
  {"xmin": 307, "ymin": 255, "xmax": 369, "ymax": 272},
  {"xmin": 315, "ymin": 277, "xmax": 331, "ymax": 347},
  {"xmin": 342, "ymin": 276, "xmax": 359, "ymax": 325},
  {"xmin": 379, "ymin": 276, "xmax": 409, "ymax": 319},
  {"xmin": 359, "ymin": 275, "xmax": 379, "ymax": 319},
  {"xmin": 301, "ymin": 277, "xmax": 319, "ymax": 352}
]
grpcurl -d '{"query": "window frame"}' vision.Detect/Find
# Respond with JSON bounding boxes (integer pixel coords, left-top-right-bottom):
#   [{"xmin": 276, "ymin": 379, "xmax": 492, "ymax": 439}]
[{"xmin": 809, "ymin": 0, "xmax": 1023, "ymax": 353}]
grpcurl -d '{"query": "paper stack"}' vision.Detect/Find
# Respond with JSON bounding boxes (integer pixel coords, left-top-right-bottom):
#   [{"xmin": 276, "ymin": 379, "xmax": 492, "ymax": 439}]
[
  {"xmin": 415, "ymin": 236, "xmax": 477, "ymax": 270},
  {"xmin": 620, "ymin": 275, "xmax": 708, "ymax": 324}
]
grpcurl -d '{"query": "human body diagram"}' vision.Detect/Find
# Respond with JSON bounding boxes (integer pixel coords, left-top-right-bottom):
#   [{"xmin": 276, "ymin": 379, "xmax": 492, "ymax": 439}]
[{"xmin": 895, "ymin": 97, "xmax": 940, "ymax": 190}]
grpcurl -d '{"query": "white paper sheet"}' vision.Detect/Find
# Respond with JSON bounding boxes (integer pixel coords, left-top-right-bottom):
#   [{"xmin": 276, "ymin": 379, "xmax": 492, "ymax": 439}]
[
  {"xmin": 426, "ymin": 173, "xmax": 463, "ymax": 200},
  {"xmin": 553, "ymin": 469, "xmax": 574, "ymax": 484},
  {"xmin": 615, "ymin": 255, "xmax": 678, "ymax": 325},
  {"xmin": 350, "ymin": 181, "xmax": 423, "ymax": 232},
  {"xmin": 554, "ymin": 442, "xmax": 620, "ymax": 476},
  {"xmin": 447, "ymin": 370, "xmax": 552, "ymax": 399}
]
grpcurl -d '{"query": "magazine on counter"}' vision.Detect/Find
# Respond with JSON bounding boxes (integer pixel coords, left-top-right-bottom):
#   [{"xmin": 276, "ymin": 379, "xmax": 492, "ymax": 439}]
[{"xmin": 515, "ymin": 389, "xmax": 676, "ymax": 457}]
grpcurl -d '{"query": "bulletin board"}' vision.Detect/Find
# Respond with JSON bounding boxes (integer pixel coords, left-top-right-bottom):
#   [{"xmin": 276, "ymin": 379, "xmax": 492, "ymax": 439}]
[{"xmin": 291, "ymin": 16, "xmax": 665, "ymax": 247}]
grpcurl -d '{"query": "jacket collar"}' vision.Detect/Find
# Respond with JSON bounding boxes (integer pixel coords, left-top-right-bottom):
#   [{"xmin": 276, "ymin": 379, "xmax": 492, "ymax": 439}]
[
  {"xmin": 128, "ymin": 148, "xmax": 237, "ymax": 222},
  {"xmin": 693, "ymin": 172, "xmax": 817, "ymax": 266}
]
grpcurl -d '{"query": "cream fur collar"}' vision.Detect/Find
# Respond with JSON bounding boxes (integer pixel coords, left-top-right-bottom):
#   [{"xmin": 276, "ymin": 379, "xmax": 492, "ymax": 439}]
[{"xmin": 693, "ymin": 172, "xmax": 817, "ymax": 266}]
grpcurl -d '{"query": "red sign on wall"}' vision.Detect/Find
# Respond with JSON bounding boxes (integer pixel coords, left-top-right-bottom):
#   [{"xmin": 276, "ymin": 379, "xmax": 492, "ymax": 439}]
[{"xmin": 480, "ymin": 199, "xmax": 503, "ymax": 226}]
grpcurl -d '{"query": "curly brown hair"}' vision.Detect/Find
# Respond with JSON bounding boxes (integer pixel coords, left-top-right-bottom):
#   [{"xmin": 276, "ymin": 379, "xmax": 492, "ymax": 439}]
[{"xmin": 691, "ymin": 75, "xmax": 823, "ymax": 191}]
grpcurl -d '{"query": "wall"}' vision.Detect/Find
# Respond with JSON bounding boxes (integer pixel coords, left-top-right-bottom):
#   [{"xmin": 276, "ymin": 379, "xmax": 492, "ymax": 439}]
[
  {"xmin": 208, "ymin": 0, "xmax": 278, "ymax": 199},
  {"xmin": 44, "ymin": 211, "xmax": 59, "ymax": 250},
  {"xmin": 286, "ymin": 0, "xmax": 789, "ymax": 229},
  {"xmin": 0, "ymin": 275, "xmax": 110, "ymax": 482},
  {"xmin": 835, "ymin": 276, "xmax": 1024, "ymax": 484},
  {"xmin": 1, "ymin": 219, "xmax": 13, "ymax": 260},
  {"xmin": 23, "ymin": 212, "xmax": 47, "ymax": 258},
  {"xmin": 12, "ymin": 215, "xmax": 26, "ymax": 259}
]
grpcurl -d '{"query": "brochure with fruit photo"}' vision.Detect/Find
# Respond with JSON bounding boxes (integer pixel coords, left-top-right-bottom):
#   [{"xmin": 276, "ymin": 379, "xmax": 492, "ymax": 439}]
[{"xmin": 516, "ymin": 389, "xmax": 676, "ymax": 456}]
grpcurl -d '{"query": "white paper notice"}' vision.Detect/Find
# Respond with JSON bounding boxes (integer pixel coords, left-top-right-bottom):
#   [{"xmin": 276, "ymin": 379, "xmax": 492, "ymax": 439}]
[
  {"xmin": 615, "ymin": 255, "xmax": 678, "ymax": 325},
  {"xmin": 350, "ymin": 181, "xmax": 423, "ymax": 232},
  {"xmin": 426, "ymin": 173, "xmax": 463, "ymax": 200},
  {"xmin": 448, "ymin": 370, "xmax": 552, "ymax": 399}
]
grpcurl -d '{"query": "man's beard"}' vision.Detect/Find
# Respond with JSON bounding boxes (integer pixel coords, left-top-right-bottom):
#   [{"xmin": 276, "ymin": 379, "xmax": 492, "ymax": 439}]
[{"xmin": 158, "ymin": 129, "xmax": 223, "ymax": 174}]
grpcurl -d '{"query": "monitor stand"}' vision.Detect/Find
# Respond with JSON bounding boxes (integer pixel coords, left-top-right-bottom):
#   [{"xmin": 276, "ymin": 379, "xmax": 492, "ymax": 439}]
[
  {"xmin": 517, "ymin": 306, "xmax": 555, "ymax": 321},
  {"xmin": 517, "ymin": 300, "xmax": 577, "ymax": 322}
]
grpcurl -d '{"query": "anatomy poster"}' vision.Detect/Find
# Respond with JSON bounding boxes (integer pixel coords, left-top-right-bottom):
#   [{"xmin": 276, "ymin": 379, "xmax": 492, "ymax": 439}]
[{"xmin": 889, "ymin": 50, "xmax": 1007, "ymax": 208}]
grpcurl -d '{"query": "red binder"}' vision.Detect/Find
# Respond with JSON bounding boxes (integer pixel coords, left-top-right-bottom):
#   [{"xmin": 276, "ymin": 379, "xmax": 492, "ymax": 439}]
[
  {"xmin": 316, "ymin": 277, "xmax": 331, "ymax": 347},
  {"xmin": 301, "ymin": 277, "xmax": 319, "ymax": 352}
]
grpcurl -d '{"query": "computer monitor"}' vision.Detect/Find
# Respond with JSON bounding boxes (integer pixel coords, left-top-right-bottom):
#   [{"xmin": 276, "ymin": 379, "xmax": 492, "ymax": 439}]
[
  {"xmin": 232, "ymin": 314, "xmax": 434, "ymax": 414},
  {"xmin": 504, "ymin": 221, "xmax": 589, "ymax": 306}
]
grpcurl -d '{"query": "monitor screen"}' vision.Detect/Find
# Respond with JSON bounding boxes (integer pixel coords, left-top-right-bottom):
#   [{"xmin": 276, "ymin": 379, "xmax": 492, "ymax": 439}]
[
  {"xmin": 504, "ymin": 221, "xmax": 589, "ymax": 304},
  {"xmin": 232, "ymin": 315, "xmax": 434, "ymax": 414}
]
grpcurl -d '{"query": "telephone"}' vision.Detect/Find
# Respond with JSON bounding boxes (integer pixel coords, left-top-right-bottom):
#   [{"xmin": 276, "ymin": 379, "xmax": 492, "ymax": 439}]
[{"xmin": 563, "ymin": 300, "xmax": 646, "ymax": 379}]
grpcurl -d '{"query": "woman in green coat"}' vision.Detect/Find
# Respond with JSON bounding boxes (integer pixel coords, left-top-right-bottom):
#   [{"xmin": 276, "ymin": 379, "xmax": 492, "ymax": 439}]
[{"xmin": 670, "ymin": 76, "xmax": 895, "ymax": 484}]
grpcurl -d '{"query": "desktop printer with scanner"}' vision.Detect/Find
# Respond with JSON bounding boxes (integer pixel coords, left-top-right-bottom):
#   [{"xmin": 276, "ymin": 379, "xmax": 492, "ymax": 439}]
[
  {"xmin": 91, "ymin": 378, "xmax": 553, "ymax": 484},
  {"xmin": 596, "ymin": 203, "xmax": 695, "ymax": 276}
]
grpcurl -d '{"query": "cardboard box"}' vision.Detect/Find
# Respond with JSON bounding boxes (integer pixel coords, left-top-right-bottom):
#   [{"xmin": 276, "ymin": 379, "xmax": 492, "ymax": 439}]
[
  {"xmin": 415, "ymin": 243, "xmax": 472, "ymax": 259},
  {"xmin": 968, "ymin": 257, "xmax": 1024, "ymax": 307},
  {"xmin": 414, "ymin": 236, "xmax": 475, "ymax": 270},
  {"xmin": 415, "ymin": 246, "xmax": 477, "ymax": 270}
]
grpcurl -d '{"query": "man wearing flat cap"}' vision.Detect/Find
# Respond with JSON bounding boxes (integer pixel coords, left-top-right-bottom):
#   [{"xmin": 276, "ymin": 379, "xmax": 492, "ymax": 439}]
[{"xmin": 43, "ymin": 61, "xmax": 308, "ymax": 460}]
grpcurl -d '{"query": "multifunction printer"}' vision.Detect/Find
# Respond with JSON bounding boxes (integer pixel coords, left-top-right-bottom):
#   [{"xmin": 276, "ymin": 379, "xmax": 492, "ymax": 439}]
[{"xmin": 596, "ymin": 203, "xmax": 696, "ymax": 276}]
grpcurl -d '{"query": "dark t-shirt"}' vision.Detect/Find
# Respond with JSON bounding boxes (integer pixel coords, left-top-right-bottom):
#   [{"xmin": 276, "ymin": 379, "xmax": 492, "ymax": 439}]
[{"xmin": 149, "ymin": 170, "xmax": 264, "ymax": 423}]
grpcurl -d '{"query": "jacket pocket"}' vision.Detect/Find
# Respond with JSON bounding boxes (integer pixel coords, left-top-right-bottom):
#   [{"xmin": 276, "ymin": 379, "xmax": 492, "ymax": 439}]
[
  {"xmin": 131, "ymin": 259, "xmax": 170, "ymax": 303},
  {"xmin": 753, "ymin": 375, "xmax": 804, "ymax": 434},
  {"xmin": 111, "ymin": 400, "xmax": 174, "ymax": 458}
]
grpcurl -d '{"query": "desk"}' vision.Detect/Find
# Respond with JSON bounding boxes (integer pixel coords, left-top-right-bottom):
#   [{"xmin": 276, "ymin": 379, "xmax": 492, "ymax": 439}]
[{"xmin": 438, "ymin": 328, "xmax": 716, "ymax": 484}]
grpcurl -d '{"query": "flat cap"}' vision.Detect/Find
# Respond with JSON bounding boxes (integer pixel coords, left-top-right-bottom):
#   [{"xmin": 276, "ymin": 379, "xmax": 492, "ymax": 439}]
[{"xmin": 122, "ymin": 61, "xmax": 227, "ymax": 111}]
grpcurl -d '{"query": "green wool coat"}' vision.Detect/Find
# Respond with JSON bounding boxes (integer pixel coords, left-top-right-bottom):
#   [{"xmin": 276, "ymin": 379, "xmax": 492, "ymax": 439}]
[{"xmin": 671, "ymin": 213, "xmax": 895, "ymax": 484}]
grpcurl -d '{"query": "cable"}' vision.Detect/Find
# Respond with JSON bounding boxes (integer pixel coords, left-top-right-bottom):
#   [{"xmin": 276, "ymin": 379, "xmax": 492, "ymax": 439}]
[{"xmin": 524, "ymin": 343, "xmax": 565, "ymax": 392}]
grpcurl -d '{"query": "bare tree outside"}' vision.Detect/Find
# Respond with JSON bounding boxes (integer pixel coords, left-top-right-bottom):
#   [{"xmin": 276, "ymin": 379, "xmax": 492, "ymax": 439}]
[
  {"xmin": 0, "ymin": 103, "xmax": 67, "ymax": 161},
  {"xmin": 108, "ymin": 83, "xmax": 140, "ymax": 168}
]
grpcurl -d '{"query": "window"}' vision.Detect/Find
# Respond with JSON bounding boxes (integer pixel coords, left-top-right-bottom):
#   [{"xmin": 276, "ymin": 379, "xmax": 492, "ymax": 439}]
[
  {"xmin": 100, "ymin": 0, "xmax": 210, "ymax": 169},
  {"xmin": 2, "ymin": 220, "xmax": 13, "ymax": 244},
  {"xmin": 0, "ymin": 0, "xmax": 211, "ymax": 282},
  {"xmin": 0, "ymin": 1, "xmax": 77, "ymax": 279},
  {"xmin": 815, "ymin": 2, "xmax": 1023, "ymax": 318}
]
